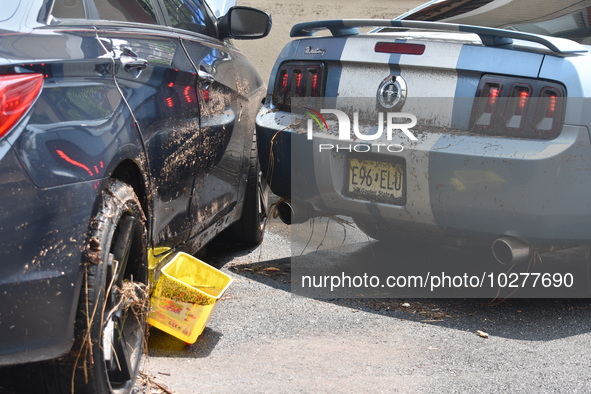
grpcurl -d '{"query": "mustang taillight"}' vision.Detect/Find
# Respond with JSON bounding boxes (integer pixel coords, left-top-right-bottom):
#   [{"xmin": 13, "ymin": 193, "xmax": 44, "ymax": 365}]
[
  {"xmin": 470, "ymin": 75, "xmax": 565, "ymax": 139},
  {"xmin": 273, "ymin": 62, "xmax": 325, "ymax": 111},
  {"xmin": 473, "ymin": 83, "xmax": 502, "ymax": 128},
  {"xmin": 504, "ymin": 84, "xmax": 531, "ymax": 130},
  {"xmin": 487, "ymin": 86, "xmax": 500, "ymax": 111},
  {"xmin": 534, "ymin": 88, "xmax": 561, "ymax": 135},
  {"xmin": 0, "ymin": 73, "xmax": 44, "ymax": 139}
]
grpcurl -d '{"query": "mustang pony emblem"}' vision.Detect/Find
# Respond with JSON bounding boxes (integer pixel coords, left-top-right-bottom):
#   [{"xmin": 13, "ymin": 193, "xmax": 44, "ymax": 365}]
[{"xmin": 377, "ymin": 75, "xmax": 407, "ymax": 110}]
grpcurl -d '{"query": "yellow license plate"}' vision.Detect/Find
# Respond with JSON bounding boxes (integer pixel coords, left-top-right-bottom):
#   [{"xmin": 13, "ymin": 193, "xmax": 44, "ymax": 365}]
[{"xmin": 347, "ymin": 157, "xmax": 405, "ymax": 204}]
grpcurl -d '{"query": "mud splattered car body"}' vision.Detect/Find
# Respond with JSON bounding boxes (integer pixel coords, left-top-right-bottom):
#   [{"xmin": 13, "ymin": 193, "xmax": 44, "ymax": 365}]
[
  {"xmin": 0, "ymin": 0, "xmax": 269, "ymax": 392},
  {"xmin": 257, "ymin": 0, "xmax": 591, "ymax": 262}
]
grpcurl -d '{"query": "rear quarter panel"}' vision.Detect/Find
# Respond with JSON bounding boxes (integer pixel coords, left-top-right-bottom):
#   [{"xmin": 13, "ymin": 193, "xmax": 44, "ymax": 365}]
[{"xmin": 0, "ymin": 26, "xmax": 148, "ymax": 363}]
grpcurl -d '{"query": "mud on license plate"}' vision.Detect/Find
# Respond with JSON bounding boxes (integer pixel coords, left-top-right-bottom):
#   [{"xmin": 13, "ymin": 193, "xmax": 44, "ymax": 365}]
[{"xmin": 346, "ymin": 157, "xmax": 405, "ymax": 205}]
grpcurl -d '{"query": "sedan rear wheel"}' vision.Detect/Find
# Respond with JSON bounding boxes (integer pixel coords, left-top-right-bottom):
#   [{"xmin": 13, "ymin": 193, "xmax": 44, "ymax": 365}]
[
  {"xmin": 33, "ymin": 180, "xmax": 149, "ymax": 394},
  {"xmin": 78, "ymin": 180, "xmax": 148, "ymax": 394}
]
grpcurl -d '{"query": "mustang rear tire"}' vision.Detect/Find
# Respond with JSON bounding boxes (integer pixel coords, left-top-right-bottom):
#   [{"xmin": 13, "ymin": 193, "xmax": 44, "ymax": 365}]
[{"xmin": 228, "ymin": 133, "xmax": 268, "ymax": 246}]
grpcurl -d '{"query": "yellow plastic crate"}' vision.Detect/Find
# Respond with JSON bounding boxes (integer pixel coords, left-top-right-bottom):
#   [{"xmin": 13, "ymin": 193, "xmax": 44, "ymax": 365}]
[{"xmin": 147, "ymin": 252, "xmax": 232, "ymax": 344}]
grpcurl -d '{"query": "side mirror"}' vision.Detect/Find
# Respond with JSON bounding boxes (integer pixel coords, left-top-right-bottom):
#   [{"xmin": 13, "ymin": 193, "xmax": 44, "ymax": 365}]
[{"xmin": 218, "ymin": 6, "xmax": 272, "ymax": 40}]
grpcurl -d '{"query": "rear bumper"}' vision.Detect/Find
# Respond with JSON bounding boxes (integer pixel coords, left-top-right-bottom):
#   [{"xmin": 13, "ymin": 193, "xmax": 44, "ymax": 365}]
[
  {"xmin": 257, "ymin": 106, "xmax": 591, "ymax": 247},
  {"xmin": 0, "ymin": 148, "xmax": 97, "ymax": 365},
  {"xmin": 321, "ymin": 124, "xmax": 591, "ymax": 247},
  {"xmin": 0, "ymin": 274, "xmax": 80, "ymax": 366},
  {"xmin": 256, "ymin": 108, "xmax": 319, "ymax": 200}
]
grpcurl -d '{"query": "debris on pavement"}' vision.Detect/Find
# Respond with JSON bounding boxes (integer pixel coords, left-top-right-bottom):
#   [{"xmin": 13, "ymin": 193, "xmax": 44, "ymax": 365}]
[{"xmin": 135, "ymin": 371, "xmax": 173, "ymax": 394}]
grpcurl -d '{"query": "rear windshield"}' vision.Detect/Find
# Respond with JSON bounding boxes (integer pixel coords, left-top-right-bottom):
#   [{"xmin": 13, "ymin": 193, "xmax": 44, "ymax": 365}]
[{"xmin": 401, "ymin": 0, "xmax": 591, "ymax": 45}]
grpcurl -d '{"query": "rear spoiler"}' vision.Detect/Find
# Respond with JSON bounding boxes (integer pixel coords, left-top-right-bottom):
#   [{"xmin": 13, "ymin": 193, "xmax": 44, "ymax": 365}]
[{"xmin": 290, "ymin": 20, "xmax": 587, "ymax": 55}]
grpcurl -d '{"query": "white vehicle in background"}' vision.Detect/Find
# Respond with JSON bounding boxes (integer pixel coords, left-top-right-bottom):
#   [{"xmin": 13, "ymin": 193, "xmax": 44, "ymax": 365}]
[
  {"xmin": 206, "ymin": 0, "xmax": 235, "ymax": 17},
  {"xmin": 256, "ymin": 0, "xmax": 591, "ymax": 266}
]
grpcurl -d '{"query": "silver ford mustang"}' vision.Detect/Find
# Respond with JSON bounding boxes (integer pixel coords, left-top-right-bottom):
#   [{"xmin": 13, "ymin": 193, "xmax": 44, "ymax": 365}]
[{"xmin": 256, "ymin": 0, "xmax": 591, "ymax": 265}]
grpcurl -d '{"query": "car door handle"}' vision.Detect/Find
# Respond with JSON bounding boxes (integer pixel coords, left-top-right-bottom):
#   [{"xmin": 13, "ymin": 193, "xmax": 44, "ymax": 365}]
[
  {"xmin": 198, "ymin": 69, "xmax": 214, "ymax": 83},
  {"xmin": 119, "ymin": 47, "xmax": 147, "ymax": 75},
  {"xmin": 120, "ymin": 55, "xmax": 148, "ymax": 71}
]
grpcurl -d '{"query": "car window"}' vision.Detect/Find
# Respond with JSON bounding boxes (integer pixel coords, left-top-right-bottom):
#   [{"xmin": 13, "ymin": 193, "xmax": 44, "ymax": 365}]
[
  {"xmin": 94, "ymin": 0, "xmax": 158, "ymax": 24},
  {"xmin": 52, "ymin": 0, "xmax": 86, "ymax": 19},
  {"xmin": 161, "ymin": 0, "xmax": 217, "ymax": 38},
  {"xmin": 52, "ymin": 0, "xmax": 159, "ymax": 23}
]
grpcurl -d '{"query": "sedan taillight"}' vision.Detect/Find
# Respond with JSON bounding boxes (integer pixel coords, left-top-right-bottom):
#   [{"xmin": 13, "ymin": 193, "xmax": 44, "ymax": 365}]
[
  {"xmin": 470, "ymin": 75, "xmax": 565, "ymax": 139},
  {"xmin": 273, "ymin": 62, "xmax": 325, "ymax": 111},
  {"xmin": 0, "ymin": 74, "xmax": 44, "ymax": 139}
]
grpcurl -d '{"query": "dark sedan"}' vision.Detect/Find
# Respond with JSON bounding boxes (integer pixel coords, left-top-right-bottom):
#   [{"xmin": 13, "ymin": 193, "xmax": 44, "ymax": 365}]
[{"xmin": 0, "ymin": 0, "xmax": 270, "ymax": 392}]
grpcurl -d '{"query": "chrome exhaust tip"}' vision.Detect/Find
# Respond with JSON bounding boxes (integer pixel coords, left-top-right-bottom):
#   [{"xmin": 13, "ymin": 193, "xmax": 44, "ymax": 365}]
[
  {"xmin": 491, "ymin": 236, "xmax": 532, "ymax": 266},
  {"xmin": 276, "ymin": 200, "xmax": 313, "ymax": 225}
]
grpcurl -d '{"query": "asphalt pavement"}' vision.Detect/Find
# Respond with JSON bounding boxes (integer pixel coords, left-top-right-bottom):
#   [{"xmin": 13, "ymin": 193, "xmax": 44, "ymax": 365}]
[{"xmin": 142, "ymin": 215, "xmax": 591, "ymax": 393}]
